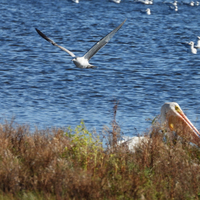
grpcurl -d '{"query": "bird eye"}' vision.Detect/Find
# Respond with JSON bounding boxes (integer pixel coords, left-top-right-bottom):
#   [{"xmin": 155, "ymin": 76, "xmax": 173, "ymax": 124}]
[{"xmin": 175, "ymin": 105, "xmax": 179, "ymax": 111}]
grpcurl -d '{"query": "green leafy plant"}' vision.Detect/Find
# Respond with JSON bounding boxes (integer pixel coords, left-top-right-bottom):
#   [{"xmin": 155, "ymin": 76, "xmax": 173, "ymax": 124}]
[{"xmin": 65, "ymin": 120, "xmax": 103, "ymax": 170}]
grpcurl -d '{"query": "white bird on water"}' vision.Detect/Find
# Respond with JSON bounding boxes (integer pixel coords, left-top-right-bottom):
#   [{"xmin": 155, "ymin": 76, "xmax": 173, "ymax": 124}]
[
  {"xmin": 140, "ymin": 8, "xmax": 151, "ymax": 15},
  {"xmin": 190, "ymin": 1, "xmax": 195, "ymax": 6},
  {"xmin": 146, "ymin": 8, "xmax": 151, "ymax": 14},
  {"xmin": 164, "ymin": 0, "xmax": 178, "ymax": 6},
  {"xmin": 195, "ymin": 36, "xmax": 200, "ymax": 48},
  {"xmin": 35, "ymin": 19, "xmax": 126, "ymax": 68},
  {"xmin": 169, "ymin": 4, "xmax": 178, "ymax": 11},
  {"xmin": 171, "ymin": 0, "xmax": 178, "ymax": 6},
  {"xmin": 111, "ymin": 0, "xmax": 121, "ymax": 3},
  {"xmin": 135, "ymin": 0, "xmax": 153, "ymax": 4},
  {"xmin": 182, "ymin": 41, "xmax": 197, "ymax": 54},
  {"xmin": 188, "ymin": 41, "xmax": 197, "ymax": 54},
  {"xmin": 118, "ymin": 102, "xmax": 200, "ymax": 151},
  {"xmin": 72, "ymin": 0, "xmax": 79, "ymax": 3}
]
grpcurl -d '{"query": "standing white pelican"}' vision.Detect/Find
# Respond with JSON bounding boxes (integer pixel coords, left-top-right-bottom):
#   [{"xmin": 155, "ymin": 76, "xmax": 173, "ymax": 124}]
[
  {"xmin": 35, "ymin": 19, "xmax": 126, "ymax": 68},
  {"xmin": 117, "ymin": 136, "xmax": 149, "ymax": 151},
  {"xmin": 161, "ymin": 102, "xmax": 200, "ymax": 146},
  {"xmin": 117, "ymin": 102, "xmax": 200, "ymax": 151}
]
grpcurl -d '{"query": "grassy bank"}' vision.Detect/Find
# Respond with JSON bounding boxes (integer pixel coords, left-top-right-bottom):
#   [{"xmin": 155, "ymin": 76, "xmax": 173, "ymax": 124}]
[{"xmin": 0, "ymin": 118, "xmax": 200, "ymax": 200}]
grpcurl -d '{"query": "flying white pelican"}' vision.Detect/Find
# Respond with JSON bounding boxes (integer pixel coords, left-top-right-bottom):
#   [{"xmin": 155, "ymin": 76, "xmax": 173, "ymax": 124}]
[
  {"xmin": 161, "ymin": 102, "xmax": 200, "ymax": 146},
  {"xmin": 35, "ymin": 19, "xmax": 126, "ymax": 68}
]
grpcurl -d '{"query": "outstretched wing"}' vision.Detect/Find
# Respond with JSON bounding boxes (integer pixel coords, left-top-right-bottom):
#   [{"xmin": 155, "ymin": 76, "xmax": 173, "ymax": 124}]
[
  {"xmin": 35, "ymin": 28, "xmax": 76, "ymax": 58},
  {"xmin": 181, "ymin": 42, "xmax": 190, "ymax": 48},
  {"xmin": 83, "ymin": 19, "xmax": 126, "ymax": 61}
]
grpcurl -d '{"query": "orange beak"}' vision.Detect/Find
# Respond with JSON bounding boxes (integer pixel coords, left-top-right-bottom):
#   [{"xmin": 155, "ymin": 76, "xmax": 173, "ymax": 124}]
[{"xmin": 168, "ymin": 110, "xmax": 200, "ymax": 146}]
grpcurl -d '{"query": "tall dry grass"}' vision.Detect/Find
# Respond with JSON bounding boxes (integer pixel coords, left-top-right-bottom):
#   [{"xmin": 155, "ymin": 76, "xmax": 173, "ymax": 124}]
[{"xmin": 0, "ymin": 116, "xmax": 200, "ymax": 199}]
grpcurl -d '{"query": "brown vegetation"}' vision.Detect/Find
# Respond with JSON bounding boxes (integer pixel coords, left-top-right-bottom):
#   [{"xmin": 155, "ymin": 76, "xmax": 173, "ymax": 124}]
[{"xmin": 0, "ymin": 118, "xmax": 200, "ymax": 200}]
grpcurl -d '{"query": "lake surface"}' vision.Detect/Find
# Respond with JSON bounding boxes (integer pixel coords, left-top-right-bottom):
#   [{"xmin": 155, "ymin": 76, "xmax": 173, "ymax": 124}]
[{"xmin": 1, "ymin": 0, "xmax": 200, "ymax": 136}]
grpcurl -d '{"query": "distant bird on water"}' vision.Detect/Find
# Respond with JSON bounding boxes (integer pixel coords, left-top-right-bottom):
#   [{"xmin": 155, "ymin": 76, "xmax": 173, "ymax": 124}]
[
  {"xmin": 35, "ymin": 19, "xmax": 126, "ymax": 68},
  {"xmin": 195, "ymin": 36, "xmax": 200, "ymax": 48},
  {"xmin": 187, "ymin": 41, "xmax": 197, "ymax": 54},
  {"xmin": 182, "ymin": 41, "xmax": 197, "ymax": 54},
  {"xmin": 135, "ymin": 0, "xmax": 153, "ymax": 4},
  {"xmin": 140, "ymin": 8, "xmax": 151, "ymax": 14},
  {"xmin": 169, "ymin": 4, "xmax": 178, "ymax": 11},
  {"xmin": 111, "ymin": 0, "xmax": 121, "ymax": 3},
  {"xmin": 72, "ymin": 0, "xmax": 79, "ymax": 3}
]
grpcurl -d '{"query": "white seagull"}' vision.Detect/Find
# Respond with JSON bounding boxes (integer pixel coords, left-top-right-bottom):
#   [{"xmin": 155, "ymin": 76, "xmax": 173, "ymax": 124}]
[
  {"xmin": 169, "ymin": 4, "xmax": 178, "ymax": 11},
  {"xmin": 135, "ymin": 0, "xmax": 153, "ymax": 4},
  {"xmin": 72, "ymin": 0, "xmax": 79, "ymax": 3},
  {"xmin": 171, "ymin": 0, "xmax": 178, "ymax": 6},
  {"xmin": 182, "ymin": 41, "xmax": 197, "ymax": 54},
  {"xmin": 141, "ymin": 8, "xmax": 151, "ymax": 14},
  {"xmin": 35, "ymin": 19, "xmax": 126, "ymax": 68},
  {"xmin": 188, "ymin": 41, "xmax": 197, "ymax": 54},
  {"xmin": 146, "ymin": 8, "xmax": 151, "ymax": 14},
  {"xmin": 190, "ymin": 1, "xmax": 195, "ymax": 5},
  {"xmin": 182, "ymin": 1, "xmax": 196, "ymax": 6},
  {"xmin": 111, "ymin": 0, "xmax": 121, "ymax": 3},
  {"xmin": 164, "ymin": 0, "xmax": 178, "ymax": 6},
  {"xmin": 195, "ymin": 36, "xmax": 200, "ymax": 48}
]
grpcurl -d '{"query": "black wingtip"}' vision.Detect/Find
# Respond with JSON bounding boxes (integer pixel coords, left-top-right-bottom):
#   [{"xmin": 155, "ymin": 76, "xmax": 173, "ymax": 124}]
[
  {"xmin": 35, "ymin": 28, "xmax": 43, "ymax": 36},
  {"xmin": 35, "ymin": 28, "xmax": 52, "ymax": 43},
  {"xmin": 35, "ymin": 28, "xmax": 39, "ymax": 33}
]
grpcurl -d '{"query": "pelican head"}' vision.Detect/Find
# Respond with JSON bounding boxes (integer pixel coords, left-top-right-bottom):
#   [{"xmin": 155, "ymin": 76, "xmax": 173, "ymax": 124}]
[{"xmin": 161, "ymin": 102, "xmax": 200, "ymax": 145}]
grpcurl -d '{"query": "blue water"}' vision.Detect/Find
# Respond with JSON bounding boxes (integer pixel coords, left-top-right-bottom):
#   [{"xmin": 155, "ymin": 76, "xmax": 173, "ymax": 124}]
[{"xmin": 1, "ymin": 0, "xmax": 200, "ymax": 135}]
